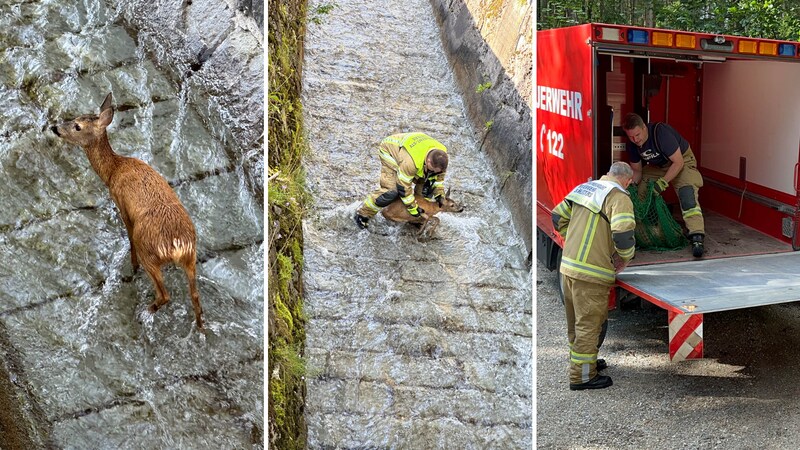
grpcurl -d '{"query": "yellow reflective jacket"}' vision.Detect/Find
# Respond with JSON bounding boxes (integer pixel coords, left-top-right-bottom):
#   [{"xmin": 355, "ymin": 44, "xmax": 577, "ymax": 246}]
[
  {"xmin": 379, "ymin": 132, "xmax": 447, "ymax": 214},
  {"xmin": 552, "ymin": 175, "xmax": 636, "ymax": 285}
]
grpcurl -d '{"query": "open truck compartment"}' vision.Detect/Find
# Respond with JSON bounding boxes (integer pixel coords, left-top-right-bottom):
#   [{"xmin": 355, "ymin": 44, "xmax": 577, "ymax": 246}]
[
  {"xmin": 629, "ymin": 210, "xmax": 792, "ymax": 266},
  {"xmin": 537, "ymin": 23, "xmax": 800, "ymax": 361}
]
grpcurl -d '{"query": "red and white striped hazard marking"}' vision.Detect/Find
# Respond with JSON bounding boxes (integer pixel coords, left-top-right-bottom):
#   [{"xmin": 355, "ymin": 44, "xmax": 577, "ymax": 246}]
[{"xmin": 668, "ymin": 311, "xmax": 703, "ymax": 361}]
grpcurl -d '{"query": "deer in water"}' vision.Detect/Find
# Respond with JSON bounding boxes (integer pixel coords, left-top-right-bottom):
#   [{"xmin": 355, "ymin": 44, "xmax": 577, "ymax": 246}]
[
  {"xmin": 51, "ymin": 93, "xmax": 204, "ymax": 329},
  {"xmin": 381, "ymin": 187, "xmax": 465, "ymax": 240}
]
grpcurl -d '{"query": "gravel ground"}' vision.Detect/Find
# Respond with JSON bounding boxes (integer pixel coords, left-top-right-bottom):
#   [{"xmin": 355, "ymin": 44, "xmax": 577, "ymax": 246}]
[{"xmin": 536, "ymin": 261, "xmax": 800, "ymax": 449}]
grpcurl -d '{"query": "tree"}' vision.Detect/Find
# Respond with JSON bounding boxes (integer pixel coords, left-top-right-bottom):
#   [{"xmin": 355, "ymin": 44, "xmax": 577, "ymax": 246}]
[{"xmin": 537, "ymin": 0, "xmax": 800, "ymax": 41}]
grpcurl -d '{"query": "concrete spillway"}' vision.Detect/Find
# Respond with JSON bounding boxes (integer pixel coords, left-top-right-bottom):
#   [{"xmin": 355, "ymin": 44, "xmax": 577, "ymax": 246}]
[{"xmin": 302, "ymin": 0, "xmax": 532, "ymax": 447}]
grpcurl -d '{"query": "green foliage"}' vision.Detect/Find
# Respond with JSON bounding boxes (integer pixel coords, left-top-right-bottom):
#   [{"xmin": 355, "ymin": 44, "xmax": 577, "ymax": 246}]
[
  {"xmin": 475, "ymin": 81, "xmax": 492, "ymax": 93},
  {"xmin": 484, "ymin": 120, "xmax": 494, "ymax": 131},
  {"xmin": 309, "ymin": 2, "xmax": 336, "ymax": 25},
  {"xmin": 537, "ymin": 0, "xmax": 593, "ymax": 29},
  {"xmin": 537, "ymin": 0, "xmax": 800, "ymax": 40},
  {"xmin": 501, "ymin": 170, "xmax": 516, "ymax": 185},
  {"xmin": 268, "ymin": 0, "xmax": 309, "ymax": 447},
  {"xmin": 269, "ymin": 340, "xmax": 306, "ymax": 450}
]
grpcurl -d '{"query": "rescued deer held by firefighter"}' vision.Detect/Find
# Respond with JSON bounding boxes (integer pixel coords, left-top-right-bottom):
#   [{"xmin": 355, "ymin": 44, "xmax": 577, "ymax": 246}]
[
  {"xmin": 51, "ymin": 93, "xmax": 204, "ymax": 329},
  {"xmin": 381, "ymin": 187, "xmax": 465, "ymax": 241}
]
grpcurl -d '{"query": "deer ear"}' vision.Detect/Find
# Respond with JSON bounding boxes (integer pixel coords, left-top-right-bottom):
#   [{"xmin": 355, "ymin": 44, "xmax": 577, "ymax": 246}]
[
  {"xmin": 98, "ymin": 107, "xmax": 114, "ymax": 127},
  {"xmin": 100, "ymin": 93, "xmax": 113, "ymax": 112},
  {"xmin": 446, "ymin": 187, "xmax": 451, "ymax": 198}
]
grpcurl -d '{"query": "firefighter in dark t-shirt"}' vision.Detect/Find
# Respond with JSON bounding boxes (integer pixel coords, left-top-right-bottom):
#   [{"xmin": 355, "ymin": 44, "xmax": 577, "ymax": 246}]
[{"xmin": 622, "ymin": 113, "xmax": 705, "ymax": 257}]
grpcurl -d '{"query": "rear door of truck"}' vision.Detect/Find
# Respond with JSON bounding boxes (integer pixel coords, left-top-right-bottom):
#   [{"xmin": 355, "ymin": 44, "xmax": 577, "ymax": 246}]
[{"xmin": 536, "ymin": 24, "xmax": 596, "ymax": 239}]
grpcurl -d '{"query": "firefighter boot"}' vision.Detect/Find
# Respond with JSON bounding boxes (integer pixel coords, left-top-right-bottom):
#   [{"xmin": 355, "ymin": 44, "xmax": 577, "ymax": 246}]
[
  {"xmin": 570, "ymin": 375, "xmax": 613, "ymax": 391},
  {"xmin": 690, "ymin": 233, "xmax": 704, "ymax": 258},
  {"xmin": 354, "ymin": 213, "xmax": 370, "ymax": 230}
]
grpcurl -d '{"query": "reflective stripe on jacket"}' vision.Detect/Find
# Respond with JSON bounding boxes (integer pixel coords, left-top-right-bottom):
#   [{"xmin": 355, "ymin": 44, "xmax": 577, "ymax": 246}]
[{"xmin": 553, "ymin": 176, "xmax": 636, "ymax": 285}]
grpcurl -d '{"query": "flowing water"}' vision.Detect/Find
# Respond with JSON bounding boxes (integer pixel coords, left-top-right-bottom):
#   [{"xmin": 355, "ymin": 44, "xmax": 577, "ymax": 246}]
[
  {"xmin": 302, "ymin": 0, "xmax": 532, "ymax": 447},
  {"xmin": 0, "ymin": 0, "xmax": 262, "ymax": 448}
]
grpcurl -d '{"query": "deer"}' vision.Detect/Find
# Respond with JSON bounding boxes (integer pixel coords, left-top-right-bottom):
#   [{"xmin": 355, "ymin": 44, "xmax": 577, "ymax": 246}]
[
  {"xmin": 51, "ymin": 93, "xmax": 204, "ymax": 329},
  {"xmin": 381, "ymin": 187, "xmax": 465, "ymax": 241}
]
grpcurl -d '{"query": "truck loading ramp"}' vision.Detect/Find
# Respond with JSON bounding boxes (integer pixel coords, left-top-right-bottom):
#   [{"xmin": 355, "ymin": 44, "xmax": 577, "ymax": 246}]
[{"xmin": 618, "ymin": 252, "xmax": 800, "ymax": 315}]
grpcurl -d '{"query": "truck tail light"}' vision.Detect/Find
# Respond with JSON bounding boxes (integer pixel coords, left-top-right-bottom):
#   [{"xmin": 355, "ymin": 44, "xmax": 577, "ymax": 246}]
[{"xmin": 598, "ymin": 27, "xmax": 624, "ymax": 42}]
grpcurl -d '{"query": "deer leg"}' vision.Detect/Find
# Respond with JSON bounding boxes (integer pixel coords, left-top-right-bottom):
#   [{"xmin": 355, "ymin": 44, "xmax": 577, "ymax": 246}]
[
  {"xmin": 129, "ymin": 237, "xmax": 139, "ymax": 272},
  {"xmin": 144, "ymin": 264, "xmax": 170, "ymax": 314},
  {"xmin": 182, "ymin": 259, "xmax": 204, "ymax": 329},
  {"xmin": 417, "ymin": 217, "xmax": 440, "ymax": 242},
  {"xmin": 119, "ymin": 211, "xmax": 138, "ymax": 272}
]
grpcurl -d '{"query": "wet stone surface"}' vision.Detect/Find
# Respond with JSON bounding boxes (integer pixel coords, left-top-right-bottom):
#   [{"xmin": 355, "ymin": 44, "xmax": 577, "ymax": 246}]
[
  {"xmin": 302, "ymin": 0, "xmax": 532, "ymax": 448},
  {"xmin": 0, "ymin": 0, "xmax": 262, "ymax": 447}
]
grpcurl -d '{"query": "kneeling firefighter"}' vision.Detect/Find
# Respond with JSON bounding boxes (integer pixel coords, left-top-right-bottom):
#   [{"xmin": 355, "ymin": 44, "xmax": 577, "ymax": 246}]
[
  {"xmin": 355, "ymin": 132, "xmax": 448, "ymax": 229},
  {"xmin": 622, "ymin": 113, "xmax": 705, "ymax": 257}
]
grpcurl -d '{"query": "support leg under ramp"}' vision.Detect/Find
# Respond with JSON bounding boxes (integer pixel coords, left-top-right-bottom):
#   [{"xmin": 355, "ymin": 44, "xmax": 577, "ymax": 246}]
[{"xmin": 668, "ymin": 311, "xmax": 703, "ymax": 361}]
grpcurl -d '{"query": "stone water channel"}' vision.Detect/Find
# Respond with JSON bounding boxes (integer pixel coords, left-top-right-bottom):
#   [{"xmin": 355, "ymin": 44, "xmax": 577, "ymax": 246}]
[
  {"xmin": 0, "ymin": 0, "xmax": 262, "ymax": 448},
  {"xmin": 302, "ymin": 0, "xmax": 532, "ymax": 447}
]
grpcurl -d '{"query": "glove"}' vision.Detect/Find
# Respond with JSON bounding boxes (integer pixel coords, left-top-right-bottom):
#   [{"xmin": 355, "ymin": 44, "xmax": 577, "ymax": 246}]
[
  {"xmin": 410, "ymin": 206, "xmax": 425, "ymax": 217},
  {"xmin": 422, "ymin": 179, "xmax": 435, "ymax": 199},
  {"xmin": 653, "ymin": 177, "xmax": 669, "ymax": 195}
]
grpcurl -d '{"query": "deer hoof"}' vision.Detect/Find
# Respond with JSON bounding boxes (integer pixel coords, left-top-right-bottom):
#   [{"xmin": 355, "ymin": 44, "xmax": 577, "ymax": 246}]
[{"xmin": 148, "ymin": 303, "xmax": 160, "ymax": 314}]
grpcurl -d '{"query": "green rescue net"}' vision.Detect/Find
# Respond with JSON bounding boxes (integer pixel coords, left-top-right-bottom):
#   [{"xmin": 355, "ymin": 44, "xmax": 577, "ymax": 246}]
[{"xmin": 627, "ymin": 181, "xmax": 688, "ymax": 251}]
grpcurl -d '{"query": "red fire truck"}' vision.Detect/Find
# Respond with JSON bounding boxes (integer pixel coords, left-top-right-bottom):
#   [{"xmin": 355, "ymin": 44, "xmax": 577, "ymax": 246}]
[{"xmin": 537, "ymin": 23, "xmax": 800, "ymax": 361}]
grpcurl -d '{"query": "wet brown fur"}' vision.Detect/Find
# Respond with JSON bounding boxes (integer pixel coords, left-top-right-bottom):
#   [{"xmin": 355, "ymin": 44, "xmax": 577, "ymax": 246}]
[
  {"xmin": 51, "ymin": 93, "xmax": 203, "ymax": 329},
  {"xmin": 381, "ymin": 187, "xmax": 465, "ymax": 239}
]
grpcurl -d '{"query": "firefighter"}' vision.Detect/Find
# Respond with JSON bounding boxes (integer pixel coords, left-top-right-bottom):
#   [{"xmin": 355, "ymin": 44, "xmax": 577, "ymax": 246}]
[
  {"xmin": 355, "ymin": 132, "xmax": 448, "ymax": 229},
  {"xmin": 622, "ymin": 113, "xmax": 705, "ymax": 257},
  {"xmin": 552, "ymin": 162, "xmax": 636, "ymax": 390}
]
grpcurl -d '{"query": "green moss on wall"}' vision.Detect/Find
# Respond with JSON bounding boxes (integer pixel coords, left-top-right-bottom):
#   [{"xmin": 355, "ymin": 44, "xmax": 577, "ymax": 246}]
[{"xmin": 267, "ymin": 0, "xmax": 309, "ymax": 448}]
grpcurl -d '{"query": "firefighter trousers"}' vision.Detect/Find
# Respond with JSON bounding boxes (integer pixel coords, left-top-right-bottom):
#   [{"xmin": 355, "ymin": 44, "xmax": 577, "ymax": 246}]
[
  {"xmin": 563, "ymin": 274, "xmax": 611, "ymax": 384},
  {"xmin": 357, "ymin": 163, "xmax": 399, "ymax": 218},
  {"xmin": 638, "ymin": 146, "xmax": 705, "ymax": 236}
]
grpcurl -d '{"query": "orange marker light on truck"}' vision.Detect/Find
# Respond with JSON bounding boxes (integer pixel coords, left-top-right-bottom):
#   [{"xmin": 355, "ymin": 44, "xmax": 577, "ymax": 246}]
[
  {"xmin": 759, "ymin": 42, "xmax": 778, "ymax": 56},
  {"xmin": 739, "ymin": 40, "xmax": 758, "ymax": 54},
  {"xmin": 652, "ymin": 31, "xmax": 674, "ymax": 47},
  {"xmin": 675, "ymin": 34, "xmax": 696, "ymax": 49}
]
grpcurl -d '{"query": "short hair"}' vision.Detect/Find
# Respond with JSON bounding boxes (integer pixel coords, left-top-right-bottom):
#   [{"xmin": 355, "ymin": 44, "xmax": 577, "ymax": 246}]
[
  {"xmin": 622, "ymin": 113, "xmax": 645, "ymax": 130},
  {"xmin": 428, "ymin": 149, "xmax": 448, "ymax": 172},
  {"xmin": 609, "ymin": 161, "xmax": 633, "ymax": 179}
]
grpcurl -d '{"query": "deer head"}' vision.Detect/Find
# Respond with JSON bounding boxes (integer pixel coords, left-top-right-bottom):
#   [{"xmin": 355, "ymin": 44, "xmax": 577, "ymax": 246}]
[
  {"xmin": 51, "ymin": 93, "xmax": 115, "ymax": 147},
  {"xmin": 439, "ymin": 188, "xmax": 465, "ymax": 213}
]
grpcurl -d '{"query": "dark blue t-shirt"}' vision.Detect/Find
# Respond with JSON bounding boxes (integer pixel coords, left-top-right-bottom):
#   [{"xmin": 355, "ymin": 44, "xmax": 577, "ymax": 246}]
[{"xmin": 626, "ymin": 122, "xmax": 690, "ymax": 167}]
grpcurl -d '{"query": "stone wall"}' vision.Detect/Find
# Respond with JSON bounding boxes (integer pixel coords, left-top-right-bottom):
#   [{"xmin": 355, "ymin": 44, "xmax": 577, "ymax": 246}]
[{"xmin": 429, "ymin": 0, "xmax": 533, "ymax": 257}]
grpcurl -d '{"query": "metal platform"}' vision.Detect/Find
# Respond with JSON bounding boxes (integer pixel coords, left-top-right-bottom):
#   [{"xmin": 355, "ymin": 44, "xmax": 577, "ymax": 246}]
[
  {"xmin": 617, "ymin": 251, "xmax": 800, "ymax": 314},
  {"xmin": 629, "ymin": 209, "xmax": 792, "ymax": 266}
]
